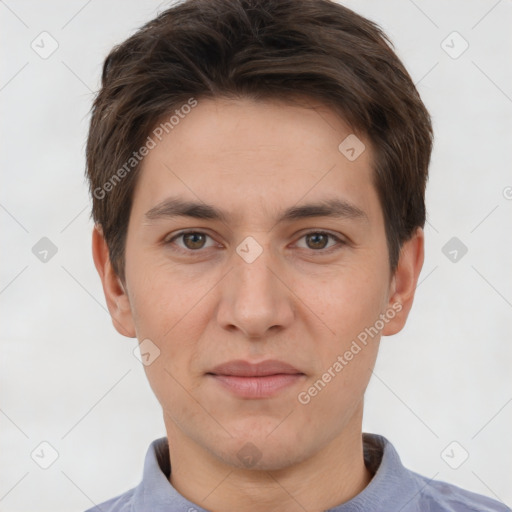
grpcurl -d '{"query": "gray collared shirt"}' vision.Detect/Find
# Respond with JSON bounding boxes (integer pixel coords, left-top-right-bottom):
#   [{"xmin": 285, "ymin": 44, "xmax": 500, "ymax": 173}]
[{"xmin": 84, "ymin": 433, "xmax": 510, "ymax": 511}]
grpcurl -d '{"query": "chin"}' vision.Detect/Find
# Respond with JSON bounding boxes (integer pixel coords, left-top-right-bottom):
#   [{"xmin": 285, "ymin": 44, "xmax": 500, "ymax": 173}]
[{"xmin": 211, "ymin": 429, "xmax": 311, "ymax": 471}]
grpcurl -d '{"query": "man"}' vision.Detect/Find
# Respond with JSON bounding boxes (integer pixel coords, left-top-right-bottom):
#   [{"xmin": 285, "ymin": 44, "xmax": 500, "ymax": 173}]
[{"xmin": 85, "ymin": 0, "xmax": 509, "ymax": 510}]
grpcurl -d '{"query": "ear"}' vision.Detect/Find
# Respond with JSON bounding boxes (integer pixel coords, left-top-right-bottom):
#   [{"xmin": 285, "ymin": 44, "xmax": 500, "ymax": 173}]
[
  {"xmin": 382, "ymin": 227, "xmax": 425, "ymax": 336},
  {"xmin": 92, "ymin": 225, "xmax": 136, "ymax": 338}
]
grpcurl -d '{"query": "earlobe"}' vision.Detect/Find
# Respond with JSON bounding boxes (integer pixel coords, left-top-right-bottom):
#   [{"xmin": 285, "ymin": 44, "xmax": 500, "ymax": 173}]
[
  {"xmin": 91, "ymin": 225, "xmax": 136, "ymax": 338},
  {"xmin": 382, "ymin": 227, "xmax": 425, "ymax": 336}
]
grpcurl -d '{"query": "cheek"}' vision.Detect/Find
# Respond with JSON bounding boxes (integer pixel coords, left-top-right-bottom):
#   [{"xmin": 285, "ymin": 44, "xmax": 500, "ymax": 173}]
[
  {"xmin": 292, "ymin": 265, "xmax": 387, "ymax": 407},
  {"xmin": 127, "ymin": 263, "xmax": 216, "ymax": 393},
  {"xmin": 296, "ymin": 264, "xmax": 388, "ymax": 346},
  {"xmin": 127, "ymin": 256, "xmax": 208, "ymax": 336},
  {"xmin": 297, "ymin": 320, "xmax": 380, "ymax": 417}
]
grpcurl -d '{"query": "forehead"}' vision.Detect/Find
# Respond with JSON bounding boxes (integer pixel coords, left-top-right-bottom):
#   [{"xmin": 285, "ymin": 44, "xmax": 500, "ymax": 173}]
[{"xmin": 130, "ymin": 96, "xmax": 381, "ymax": 226}]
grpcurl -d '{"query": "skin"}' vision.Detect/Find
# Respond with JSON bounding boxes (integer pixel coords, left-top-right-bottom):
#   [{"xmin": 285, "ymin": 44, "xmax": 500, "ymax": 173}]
[{"xmin": 93, "ymin": 96, "xmax": 424, "ymax": 512}]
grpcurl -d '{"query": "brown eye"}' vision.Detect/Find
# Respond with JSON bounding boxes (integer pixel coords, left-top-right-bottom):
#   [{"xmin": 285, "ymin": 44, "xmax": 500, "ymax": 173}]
[
  {"xmin": 305, "ymin": 232, "xmax": 330, "ymax": 250},
  {"xmin": 295, "ymin": 231, "xmax": 344, "ymax": 253},
  {"xmin": 165, "ymin": 231, "xmax": 216, "ymax": 254},
  {"xmin": 182, "ymin": 232, "xmax": 207, "ymax": 250}
]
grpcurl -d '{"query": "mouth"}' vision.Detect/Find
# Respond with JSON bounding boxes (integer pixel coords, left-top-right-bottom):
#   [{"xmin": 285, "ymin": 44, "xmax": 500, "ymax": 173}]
[{"xmin": 206, "ymin": 359, "xmax": 306, "ymax": 399}]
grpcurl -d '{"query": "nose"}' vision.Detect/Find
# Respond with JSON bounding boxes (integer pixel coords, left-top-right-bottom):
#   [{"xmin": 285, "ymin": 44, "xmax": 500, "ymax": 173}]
[{"xmin": 215, "ymin": 240, "xmax": 295, "ymax": 340}]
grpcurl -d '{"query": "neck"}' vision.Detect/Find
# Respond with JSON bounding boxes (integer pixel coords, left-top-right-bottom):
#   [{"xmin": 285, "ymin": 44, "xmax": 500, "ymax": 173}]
[{"xmin": 164, "ymin": 404, "xmax": 373, "ymax": 512}]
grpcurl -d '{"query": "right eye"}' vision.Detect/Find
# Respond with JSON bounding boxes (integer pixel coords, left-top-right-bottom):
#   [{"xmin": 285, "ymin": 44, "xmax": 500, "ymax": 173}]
[{"xmin": 164, "ymin": 230, "xmax": 219, "ymax": 254}]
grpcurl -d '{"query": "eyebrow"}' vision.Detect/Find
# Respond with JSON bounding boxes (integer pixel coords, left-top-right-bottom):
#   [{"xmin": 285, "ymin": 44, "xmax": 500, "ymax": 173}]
[{"xmin": 144, "ymin": 196, "xmax": 368, "ymax": 224}]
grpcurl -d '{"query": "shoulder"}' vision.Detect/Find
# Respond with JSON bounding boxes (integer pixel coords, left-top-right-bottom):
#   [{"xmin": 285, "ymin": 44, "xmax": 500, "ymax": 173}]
[
  {"xmin": 410, "ymin": 471, "xmax": 510, "ymax": 512},
  {"xmin": 83, "ymin": 487, "xmax": 135, "ymax": 512},
  {"xmin": 362, "ymin": 434, "xmax": 509, "ymax": 512},
  {"xmin": 81, "ymin": 436, "xmax": 170, "ymax": 512}
]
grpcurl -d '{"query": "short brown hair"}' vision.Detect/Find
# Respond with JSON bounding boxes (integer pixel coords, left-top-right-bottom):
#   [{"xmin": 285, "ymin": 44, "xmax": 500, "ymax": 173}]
[{"xmin": 86, "ymin": 0, "xmax": 433, "ymax": 281}]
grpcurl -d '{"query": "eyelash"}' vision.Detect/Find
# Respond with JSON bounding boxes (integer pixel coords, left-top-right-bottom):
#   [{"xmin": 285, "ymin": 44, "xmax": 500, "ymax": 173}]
[{"xmin": 164, "ymin": 230, "xmax": 345, "ymax": 256}]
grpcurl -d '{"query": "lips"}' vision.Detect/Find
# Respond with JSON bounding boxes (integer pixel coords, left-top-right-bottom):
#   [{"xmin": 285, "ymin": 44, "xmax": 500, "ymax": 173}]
[
  {"xmin": 207, "ymin": 359, "xmax": 303, "ymax": 377},
  {"xmin": 207, "ymin": 359, "xmax": 305, "ymax": 399}
]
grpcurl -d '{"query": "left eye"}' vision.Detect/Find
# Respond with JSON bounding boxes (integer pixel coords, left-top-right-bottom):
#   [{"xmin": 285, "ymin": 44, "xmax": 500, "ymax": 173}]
[
  {"xmin": 165, "ymin": 231, "xmax": 343, "ymax": 253},
  {"xmin": 295, "ymin": 231, "xmax": 342, "ymax": 251}
]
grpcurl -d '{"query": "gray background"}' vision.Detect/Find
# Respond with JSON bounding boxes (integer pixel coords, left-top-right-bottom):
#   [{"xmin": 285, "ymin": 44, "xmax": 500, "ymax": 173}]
[{"xmin": 1, "ymin": 0, "xmax": 511, "ymax": 510}]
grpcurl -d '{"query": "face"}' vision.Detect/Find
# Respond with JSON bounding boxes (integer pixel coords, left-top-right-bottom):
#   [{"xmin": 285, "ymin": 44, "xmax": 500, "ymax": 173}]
[{"xmin": 94, "ymin": 96, "xmax": 423, "ymax": 471}]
